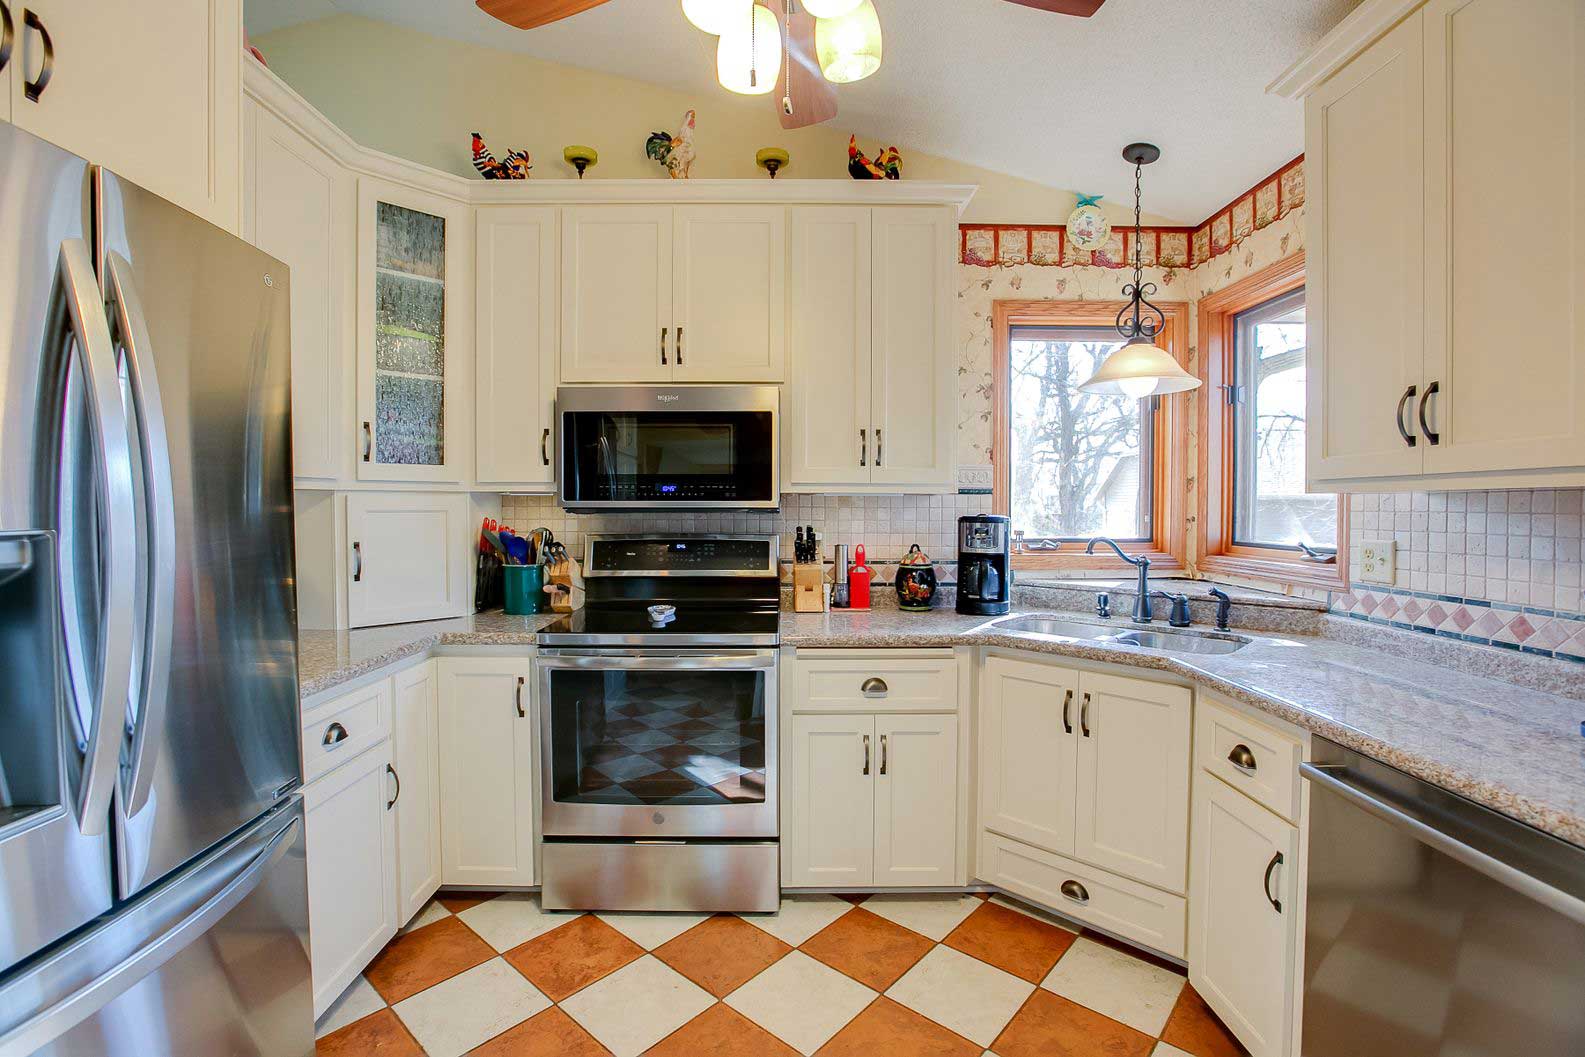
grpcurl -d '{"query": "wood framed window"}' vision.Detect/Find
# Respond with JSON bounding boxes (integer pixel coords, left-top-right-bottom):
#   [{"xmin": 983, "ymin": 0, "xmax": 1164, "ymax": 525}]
[
  {"xmin": 992, "ymin": 300, "xmax": 1190, "ymax": 572},
  {"xmin": 1197, "ymin": 252, "xmax": 1347, "ymax": 589}
]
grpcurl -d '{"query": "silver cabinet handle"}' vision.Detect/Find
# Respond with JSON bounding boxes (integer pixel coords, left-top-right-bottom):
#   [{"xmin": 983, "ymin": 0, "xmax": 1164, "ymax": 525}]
[
  {"xmin": 676, "ymin": 325, "xmax": 684, "ymax": 366},
  {"xmin": 1060, "ymin": 879, "xmax": 1090, "ymax": 905},
  {"xmin": 1080, "ymin": 692, "xmax": 1092, "ymax": 738},
  {"xmin": 859, "ymin": 428, "xmax": 867, "ymax": 467},
  {"xmin": 362, "ymin": 421, "xmax": 372, "ymax": 462},
  {"xmin": 879, "ymin": 734, "xmax": 888, "ymax": 775},
  {"xmin": 1227, "ymin": 744, "xmax": 1257, "ymax": 774},
  {"xmin": 515, "ymin": 676, "xmax": 526, "ymax": 718},
  {"xmin": 352, "ymin": 541, "xmax": 363, "ymax": 582},
  {"xmin": 861, "ymin": 677, "xmax": 889, "ymax": 698},
  {"xmin": 1263, "ymin": 851, "xmax": 1284, "ymax": 913},
  {"xmin": 386, "ymin": 763, "xmax": 401, "ymax": 810},
  {"xmin": 660, "ymin": 326, "xmax": 668, "ymax": 366},
  {"xmin": 1061, "ymin": 689, "xmax": 1074, "ymax": 734},
  {"xmin": 21, "ymin": 8, "xmax": 50, "ymax": 102},
  {"xmin": 322, "ymin": 722, "xmax": 349, "ymax": 748},
  {"xmin": 541, "ymin": 427, "xmax": 551, "ymax": 466},
  {"xmin": 862, "ymin": 734, "xmax": 871, "ymax": 775},
  {"xmin": 876, "ymin": 428, "xmax": 882, "ymax": 467}
]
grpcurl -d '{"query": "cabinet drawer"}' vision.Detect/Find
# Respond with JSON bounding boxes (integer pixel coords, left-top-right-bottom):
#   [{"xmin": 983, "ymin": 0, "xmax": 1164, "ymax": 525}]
[
  {"xmin": 792, "ymin": 653, "xmax": 958, "ymax": 712},
  {"xmin": 1195, "ymin": 696, "xmax": 1301, "ymax": 822},
  {"xmin": 979, "ymin": 831, "xmax": 1187, "ymax": 959},
  {"xmin": 302, "ymin": 679, "xmax": 393, "ymax": 783}
]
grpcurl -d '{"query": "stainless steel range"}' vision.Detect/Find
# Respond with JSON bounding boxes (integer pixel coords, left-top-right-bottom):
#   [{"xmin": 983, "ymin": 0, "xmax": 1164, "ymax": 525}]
[{"xmin": 536, "ymin": 535, "xmax": 780, "ymax": 912}]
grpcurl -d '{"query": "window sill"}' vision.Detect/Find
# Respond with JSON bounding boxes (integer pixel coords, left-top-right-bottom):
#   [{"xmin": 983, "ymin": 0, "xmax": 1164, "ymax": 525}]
[
  {"xmin": 1198, "ymin": 553, "xmax": 1346, "ymax": 592},
  {"xmin": 1012, "ymin": 551, "xmax": 1186, "ymax": 575}
]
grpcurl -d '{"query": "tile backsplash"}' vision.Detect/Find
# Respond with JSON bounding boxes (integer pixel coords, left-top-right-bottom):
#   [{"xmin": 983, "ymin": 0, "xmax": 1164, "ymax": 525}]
[{"xmin": 498, "ymin": 493, "xmax": 993, "ymax": 570}]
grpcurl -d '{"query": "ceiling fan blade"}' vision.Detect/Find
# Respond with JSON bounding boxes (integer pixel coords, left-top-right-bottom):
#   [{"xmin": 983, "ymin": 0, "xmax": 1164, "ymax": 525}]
[
  {"xmin": 1000, "ymin": 0, "xmax": 1106, "ymax": 16},
  {"xmin": 475, "ymin": 0, "xmax": 613, "ymax": 30},
  {"xmin": 772, "ymin": 5, "xmax": 838, "ymax": 130}
]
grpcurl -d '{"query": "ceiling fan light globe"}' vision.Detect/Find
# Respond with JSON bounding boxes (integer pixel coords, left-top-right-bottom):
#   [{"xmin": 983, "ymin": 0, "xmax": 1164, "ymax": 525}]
[
  {"xmin": 800, "ymin": 0, "xmax": 863, "ymax": 17},
  {"xmin": 815, "ymin": 0, "xmax": 882, "ymax": 83},
  {"xmin": 717, "ymin": 4, "xmax": 783, "ymax": 95},
  {"xmin": 683, "ymin": 0, "xmax": 753, "ymax": 35}
]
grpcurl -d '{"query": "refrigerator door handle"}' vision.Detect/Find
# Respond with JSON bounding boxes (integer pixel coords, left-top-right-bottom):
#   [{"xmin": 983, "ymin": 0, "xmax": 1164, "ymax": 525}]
[
  {"xmin": 105, "ymin": 251, "xmax": 177, "ymax": 819},
  {"xmin": 0, "ymin": 813, "xmax": 301, "ymax": 1055},
  {"xmin": 44, "ymin": 239, "xmax": 138, "ymax": 837}
]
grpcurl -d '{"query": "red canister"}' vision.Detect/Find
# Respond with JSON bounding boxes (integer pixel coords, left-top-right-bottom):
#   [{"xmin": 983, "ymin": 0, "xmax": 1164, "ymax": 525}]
[{"xmin": 849, "ymin": 545, "xmax": 872, "ymax": 610}]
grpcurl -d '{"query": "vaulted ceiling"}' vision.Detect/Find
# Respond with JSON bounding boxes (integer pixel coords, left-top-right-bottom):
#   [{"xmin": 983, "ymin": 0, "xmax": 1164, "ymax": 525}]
[{"xmin": 245, "ymin": 0, "xmax": 1359, "ymax": 223}]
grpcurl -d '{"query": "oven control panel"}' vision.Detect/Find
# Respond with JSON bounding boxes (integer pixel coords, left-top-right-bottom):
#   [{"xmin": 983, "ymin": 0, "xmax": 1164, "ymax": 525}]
[{"xmin": 587, "ymin": 536, "xmax": 777, "ymax": 575}]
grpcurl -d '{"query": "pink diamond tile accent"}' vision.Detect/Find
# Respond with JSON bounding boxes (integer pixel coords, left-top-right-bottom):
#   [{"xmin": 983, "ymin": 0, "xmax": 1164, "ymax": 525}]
[
  {"xmin": 1448, "ymin": 606, "xmax": 1476, "ymax": 632},
  {"xmin": 1357, "ymin": 593, "xmax": 1380, "ymax": 616},
  {"xmin": 1501, "ymin": 614, "xmax": 1537, "ymax": 643},
  {"xmin": 1335, "ymin": 593, "xmax": 1357, "ymax": 612},
  {"xmin": 1468, "ymin": 609, "xmax": 1507, "ymax": 638},
  {"xmin": 1400, "ymin": 599, "xmax": 1424, "ymax": 622},
  {"xmin": 1558, "ymin": 625, "xmax": 1585, "ymax": 659},
  {"xmin": 1377, "ymin": 596, "xmax": 1401, "ymax": 619},
  {"xmin": 1423, "ymin": 603, "xmax": 1447, "ymax": 628},
  {"xmin": 1524, "ymin": 618, "xmax": 1569, "ymax": 651}
]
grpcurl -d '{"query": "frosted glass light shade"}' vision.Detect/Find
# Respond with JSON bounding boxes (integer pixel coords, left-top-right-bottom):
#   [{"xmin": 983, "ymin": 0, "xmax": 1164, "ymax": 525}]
[
  {"xmin": 1078, "ymin": 337, "xmax": 1203, "ymax": 397},
  {"xmin": 682, "ymin": 0, "xmax": 753, "ymax": 35},
  {"xmin": 816, "ymin": 0, "xmax": 882, "ymax": 84},
  {"xmin": 717, "ymin": 5, "xmax": 782, "ymax": 95},
  {"xmin": 801, "ymin": 0, "xmax": 863, "ymax": 16}
]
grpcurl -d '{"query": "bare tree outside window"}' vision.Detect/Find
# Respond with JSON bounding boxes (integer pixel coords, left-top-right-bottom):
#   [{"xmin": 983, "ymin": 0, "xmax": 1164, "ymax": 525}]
[{"xmin": 1008, "ymin": 325, "xmax": 1152, "ymax": 542}]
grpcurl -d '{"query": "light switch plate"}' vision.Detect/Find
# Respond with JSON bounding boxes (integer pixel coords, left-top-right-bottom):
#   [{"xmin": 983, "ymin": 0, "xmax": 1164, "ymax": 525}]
[{"xmin": 1358, "ymin": 539, "xmax": 1397, "ymax": 585}]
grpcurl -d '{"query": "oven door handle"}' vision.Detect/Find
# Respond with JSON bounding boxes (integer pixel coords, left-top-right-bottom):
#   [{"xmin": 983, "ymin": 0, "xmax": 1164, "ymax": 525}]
[{"xmin": 535, "ymin": 650, "xmax": 777, "ymax": 671}]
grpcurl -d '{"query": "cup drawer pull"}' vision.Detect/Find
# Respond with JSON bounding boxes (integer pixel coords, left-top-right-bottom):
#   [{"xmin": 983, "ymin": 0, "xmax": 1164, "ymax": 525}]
[
  {"xmin": 1059, "ymin": 879, "xmax": 1090, "ymax": 905},
  {"xmin": 860, "ymin": 677, "xmax": 889, "ymax": 698},
  {"xmin": 322, "ymin": 722, "xmax": 349, "ymax": 748},
  {"xmin": 1227, "ymin": 743, "xmax": 1258, "ymax": 774}
]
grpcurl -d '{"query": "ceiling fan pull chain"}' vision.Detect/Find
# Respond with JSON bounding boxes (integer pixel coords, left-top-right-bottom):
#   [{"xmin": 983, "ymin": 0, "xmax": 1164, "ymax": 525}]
[
  {"xmin": 782, "ymin": 0, "xmax": 795, "ymax": 115},
  {"xmin": 750, "ymin": 1, "xmax": 759, "ymax": 88}
]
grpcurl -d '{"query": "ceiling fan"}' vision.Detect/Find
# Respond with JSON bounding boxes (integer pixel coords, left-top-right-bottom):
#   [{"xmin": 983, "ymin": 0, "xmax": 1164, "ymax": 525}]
[{"xmin": 475, "ymin": 0, "xmax": 1105, "ymax": 129}]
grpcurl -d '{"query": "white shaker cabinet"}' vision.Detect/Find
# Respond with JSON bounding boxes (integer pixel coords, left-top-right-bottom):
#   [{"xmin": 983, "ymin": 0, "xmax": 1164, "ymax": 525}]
[
  {"xmin": 1188, "ymin": 775, "xmax": 1300, "ymax": 1057},
  {"xmin": 345, "ymin": 492, "xmax": 471, "ymax": 628},
  {"xmin": 561, "ymin": 205, "xmax": 672, "ymax": 382},
  {"xmin": 979, "ymin": 656, "xmax": 1079, "ymax": 855},
  {"xmin": 784, "ymin": 713, "xmax": 875, "ymax": 887},
  {"xmin": 475, "ymin": 205, "xmax": 558, "ymax": 491},
  {"xmin": 7, "ymin": 0, "xmax": 241, "ymax": 232},
  {"xmin": 304, "ymin": 739, "xmax": 398, "ymax": 1017},
  {"xmin": 392, "ymin": 662, "xmax": 443, "ymax": 925},
  {"xmin": 671, "ymin": 206, "xmax": 786, "ymax": 382},
  {"xmin": 872, "ymin": 714, "xmax": 959, "ymax": 886},
  {"xmin": 438, "ymin": 659, "xmax": 538, "ymax": 887},
  {"xmin": 242, "ymin": 101, "xmax": 355, "ymax": 485}
]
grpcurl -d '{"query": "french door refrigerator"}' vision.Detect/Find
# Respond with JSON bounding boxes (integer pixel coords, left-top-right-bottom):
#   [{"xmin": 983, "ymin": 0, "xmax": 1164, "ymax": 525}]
[{"xmin": 0, "ymin": 123, "xmax": 312, "ymax": 1055}]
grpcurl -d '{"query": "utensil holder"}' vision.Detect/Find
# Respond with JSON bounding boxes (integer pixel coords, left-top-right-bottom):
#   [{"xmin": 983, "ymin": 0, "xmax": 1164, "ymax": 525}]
[{"xmin": 503, "ymin": 564, "xmax": 546, "ymax": 615}]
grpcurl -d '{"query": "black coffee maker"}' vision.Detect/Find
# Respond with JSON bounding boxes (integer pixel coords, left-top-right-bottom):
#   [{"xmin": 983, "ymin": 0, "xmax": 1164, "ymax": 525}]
[{"xmin": 956, "ymin": 514, "xmax": 1011, "ymax": 615}]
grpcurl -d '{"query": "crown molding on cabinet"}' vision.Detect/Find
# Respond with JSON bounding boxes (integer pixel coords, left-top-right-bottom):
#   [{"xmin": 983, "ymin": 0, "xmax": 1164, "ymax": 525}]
[
  {"xmin": 1267, "ymin": 0, "xmax": 1425, "ymax": 99},
  {"xmin": 243, "ymin": 58, "xmax": 979, "ymax": 212}
]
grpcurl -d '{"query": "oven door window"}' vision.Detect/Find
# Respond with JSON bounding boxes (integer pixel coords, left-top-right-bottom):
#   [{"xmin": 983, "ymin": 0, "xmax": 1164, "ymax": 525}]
[
  {"xmin": 546, "ymin": 667, "xmax": 767, "ymax": 806},
  {"xmin": 562, "ymin": 411, "xmax": 773, "ymax": 504}
]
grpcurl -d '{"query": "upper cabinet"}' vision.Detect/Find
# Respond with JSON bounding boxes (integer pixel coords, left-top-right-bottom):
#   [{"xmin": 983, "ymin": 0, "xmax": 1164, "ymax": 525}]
[
  {"xmin": 6, "ymin": 0, "xmax": 241, "ymax": 232},
  {"xmin": 786, "ymin": 205, "xmax": 957, "ymax": 492},
  {"xmin": 242, "ymin": 100, "xmax": 356, "ymax": 485},
  {"xmin": 561, "ymin": 205, "xmax": 786, "ymax": 383},
  {"xmin": 357, "ymin": 179, "xmax": 472, "ymax": 484},
  {"xmin": 1287, "ymin": 0, "xmax": 1585, "ymax": 491}
]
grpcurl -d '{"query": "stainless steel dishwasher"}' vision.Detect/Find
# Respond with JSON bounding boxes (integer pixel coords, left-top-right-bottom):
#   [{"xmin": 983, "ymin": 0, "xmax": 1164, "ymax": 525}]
[{"xmin": 1300, "ymin": 737, "xmax": 1585, "ymax": 1056}]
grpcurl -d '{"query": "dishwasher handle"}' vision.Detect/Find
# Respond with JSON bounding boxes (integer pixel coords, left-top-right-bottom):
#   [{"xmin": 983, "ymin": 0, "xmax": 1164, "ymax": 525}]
[{"xmin": 1301, "ymin": 761, "xmax": 1585, "ymax": 927}]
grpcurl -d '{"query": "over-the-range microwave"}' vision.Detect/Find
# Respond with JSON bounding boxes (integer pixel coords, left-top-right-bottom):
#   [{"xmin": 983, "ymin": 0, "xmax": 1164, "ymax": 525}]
[{"xmin": 554, "ymin": 385, "xmax": 780, "ymax": 511}]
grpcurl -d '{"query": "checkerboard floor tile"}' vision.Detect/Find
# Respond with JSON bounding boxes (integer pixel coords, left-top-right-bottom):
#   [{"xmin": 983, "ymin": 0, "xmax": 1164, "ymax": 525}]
[{"xmin": 316, "ymin": 891, "xmax": 1249, "ymax": 1057}]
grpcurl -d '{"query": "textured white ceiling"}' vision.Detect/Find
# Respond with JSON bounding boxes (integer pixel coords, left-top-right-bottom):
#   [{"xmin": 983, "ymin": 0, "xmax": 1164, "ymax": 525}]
[{"xmin": 245, "ymin": 0, "xmax": 1360, "ymax": 223}]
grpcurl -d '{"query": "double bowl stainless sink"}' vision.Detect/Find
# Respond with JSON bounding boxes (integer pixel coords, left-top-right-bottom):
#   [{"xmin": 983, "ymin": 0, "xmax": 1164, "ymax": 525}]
[{"xmin": 985, "ymin": 614, "xmax": 1250, "ymax": 655}]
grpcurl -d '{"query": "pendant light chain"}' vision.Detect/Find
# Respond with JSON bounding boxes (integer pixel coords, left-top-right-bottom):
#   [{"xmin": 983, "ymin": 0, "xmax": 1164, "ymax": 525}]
[{"xmin": 1132, "ymin": 159, "xmax": 1144, "ymax": 284}]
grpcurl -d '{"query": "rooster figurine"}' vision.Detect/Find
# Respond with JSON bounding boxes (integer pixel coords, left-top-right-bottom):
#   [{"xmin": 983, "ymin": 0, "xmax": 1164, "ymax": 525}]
[
  {"xmin": 645, "ymin": 110, "xmax": 697, "ymax": 180},
  {"xmin": 470, "ymin": 132, "xmax": 532, "ymax": 180},
  {"xmin": 848, "ymin": 135, "xmax": 901, "ymax": 180}
]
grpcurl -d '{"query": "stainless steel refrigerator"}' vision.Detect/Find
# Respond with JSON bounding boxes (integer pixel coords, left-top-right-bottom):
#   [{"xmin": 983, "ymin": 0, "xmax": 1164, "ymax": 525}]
[{"xmin": 0, "ymin": 123, "xmax": 312, "ymax": 1056}]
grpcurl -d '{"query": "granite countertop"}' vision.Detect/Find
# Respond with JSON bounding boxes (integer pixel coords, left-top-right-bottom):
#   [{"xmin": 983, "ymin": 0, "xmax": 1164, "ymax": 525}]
[{"xmin": 298, "ymin": 605, "xmax": 1585, "ymax": 847}]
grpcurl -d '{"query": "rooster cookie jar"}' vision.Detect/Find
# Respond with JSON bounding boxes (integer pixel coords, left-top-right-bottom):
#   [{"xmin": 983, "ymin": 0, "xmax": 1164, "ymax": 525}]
[{"xmin": 894, "ymin": 544, "xmax": 939, "ymax": 612}]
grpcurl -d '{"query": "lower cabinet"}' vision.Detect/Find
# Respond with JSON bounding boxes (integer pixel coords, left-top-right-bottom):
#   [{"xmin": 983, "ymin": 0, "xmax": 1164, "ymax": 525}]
[
  {"xmin": 392, "ymin": 662, "xmax": 443, "ymax": 923},
  {"xmin": 1188, "ymin": 769, "xmax": 1301, "ymax": 1057},
  {"xmin": 437, "ymin": 658, "xmax": 538, "ymax": 887},
  {"xmin": 303, "ymin": 739, "xmax": 398, "ymax": 1018},
  {"xmin": 784, "ymin": 711, "xmax": 959, "ymax": 887}
]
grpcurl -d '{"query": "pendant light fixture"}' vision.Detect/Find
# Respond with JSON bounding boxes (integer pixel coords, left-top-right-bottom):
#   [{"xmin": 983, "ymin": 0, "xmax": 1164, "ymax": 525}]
[
  {"xmin": 717, "ymin": 2, "xmax": 782, "ymax": 94},
  {"xmin": 1079, "ymin": 143, "xmax": 1202, "ymax": 399},
  {"xmin": 801, "ymin": 0, "xmax": 862, "ymax": 16},
  {"xmin": 683, "ymin": 0, "xmax": 753, "ymax": 35},
  {"xmin": 815, "ymin": 0, "xmax": 883, "ymax": 83}
]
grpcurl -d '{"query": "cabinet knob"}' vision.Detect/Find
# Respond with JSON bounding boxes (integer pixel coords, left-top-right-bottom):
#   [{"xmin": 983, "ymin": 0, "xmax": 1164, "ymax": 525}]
[
  {"xmin": 1059, "ymin": 879, "xmax": 1090, "ymax": 905},
  {"xmin": 861, "ymin": 677, "xmax": 889, "ymax": 698},
  {"xmin": 1227, "ymin": 744, "xmax": 1257, "ymax": 774},
  {"xmin": 322, "ymin": 722, "xmax": 349, "ymax": 748}
]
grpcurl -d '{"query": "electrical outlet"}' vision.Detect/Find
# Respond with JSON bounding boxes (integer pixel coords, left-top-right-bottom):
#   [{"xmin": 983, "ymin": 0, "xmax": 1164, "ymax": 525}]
[{"xmin": 1358, "ymin": 539, "xmax": 1397, "ymax": 585}]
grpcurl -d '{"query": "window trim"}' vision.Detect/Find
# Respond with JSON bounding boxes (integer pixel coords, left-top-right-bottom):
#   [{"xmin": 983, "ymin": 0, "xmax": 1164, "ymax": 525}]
[
  {"xmin": 1196, "ymin": 252, "xmax": 1348, "ymax": 589},
  {"xmin": 992, "ymin": 299, "xmax": 1190, "ymax": 573}
]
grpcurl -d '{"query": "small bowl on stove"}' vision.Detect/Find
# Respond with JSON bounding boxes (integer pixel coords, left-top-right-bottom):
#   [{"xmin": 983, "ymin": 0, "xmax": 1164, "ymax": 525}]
[{"xmin": 647, "ymin": 604, "xmax": 677, "ymax": 625}]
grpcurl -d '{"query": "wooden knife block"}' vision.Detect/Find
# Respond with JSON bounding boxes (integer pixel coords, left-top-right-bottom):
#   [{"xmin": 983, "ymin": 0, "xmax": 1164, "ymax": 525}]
[{"xmin": 792, "ymin": 564, "xmax": 826, "ymax": 613}]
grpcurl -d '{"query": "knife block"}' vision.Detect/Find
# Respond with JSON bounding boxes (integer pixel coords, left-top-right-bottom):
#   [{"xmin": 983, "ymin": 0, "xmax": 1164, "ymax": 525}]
[{"xmin": 792, "ymin": 564, "xmax": 826, "ymax": 613}]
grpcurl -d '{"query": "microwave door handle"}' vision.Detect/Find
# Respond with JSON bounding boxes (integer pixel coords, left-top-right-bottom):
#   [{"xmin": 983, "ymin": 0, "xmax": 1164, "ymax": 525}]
[
  {"xmin": 105, "ymin": 253, "xmax": 176, "ymax": 818},
  {"xmin": 45, "ymin": 240, "xmax": 138, "ymax": 837}
]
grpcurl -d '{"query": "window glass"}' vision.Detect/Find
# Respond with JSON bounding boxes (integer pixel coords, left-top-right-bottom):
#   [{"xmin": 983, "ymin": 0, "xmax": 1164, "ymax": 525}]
[
  {"xmin": 1232, "ymin": 289, "xmax": 1335, "ymax": 549},
  {"xmin": 1008, "ymin": 326, "xmax": 1152, "ymax": 543}
]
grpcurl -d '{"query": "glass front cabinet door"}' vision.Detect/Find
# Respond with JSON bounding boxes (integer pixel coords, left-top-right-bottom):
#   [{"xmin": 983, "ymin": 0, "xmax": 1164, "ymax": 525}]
[{"xmin": 356, "ymin": 179, "xmax": 469, "ymax": 482}]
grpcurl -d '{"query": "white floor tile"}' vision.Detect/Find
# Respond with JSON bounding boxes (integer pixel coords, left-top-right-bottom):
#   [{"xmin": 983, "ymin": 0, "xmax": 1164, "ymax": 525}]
[
  {"xmin": 725, "ymin": 950, "xmax": 876, "ymax": 1055},
  {"xmin": 559, "ymin": 955, "xmax": 715, "ymax": 1057},
  {"xmin": 861, "ymin": 893, "xmax": 983, "ymax": 941},
  {"xmin": 398, "ymin": 899, "xmax": 453, "ymax": 936},
  {"xmin": 1153, "ymin": 1044, "xmax": 1197, "ymax": 1057},
  {"xmin": 392, "ymin": 958, "xmax": 550, "ymax": 1057},
  {"xmin": 1040, "ymin": 937, "xmax": 1186, "ymax": 1036},
  {"xmin": 886, "ymin": 945, "xmax": 1034, "ymax": 1047},
  {"xmin": 988, "ymin": 895, "xmax": 1079, "ymax": 934},
  {"xmin": 456, "ymin": 893, "xmax": 578, "ymax": 952},
  {"xmin": 595, "ymin": 910, "xmax": 710, "ymax": 949},
  {"xmin": 314, "ymin": 975, "xmax": 385, "ymax": 1039},
  {"xmin": 738, "ymin": 895, "xmax": 853, "ymax": 947}
]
